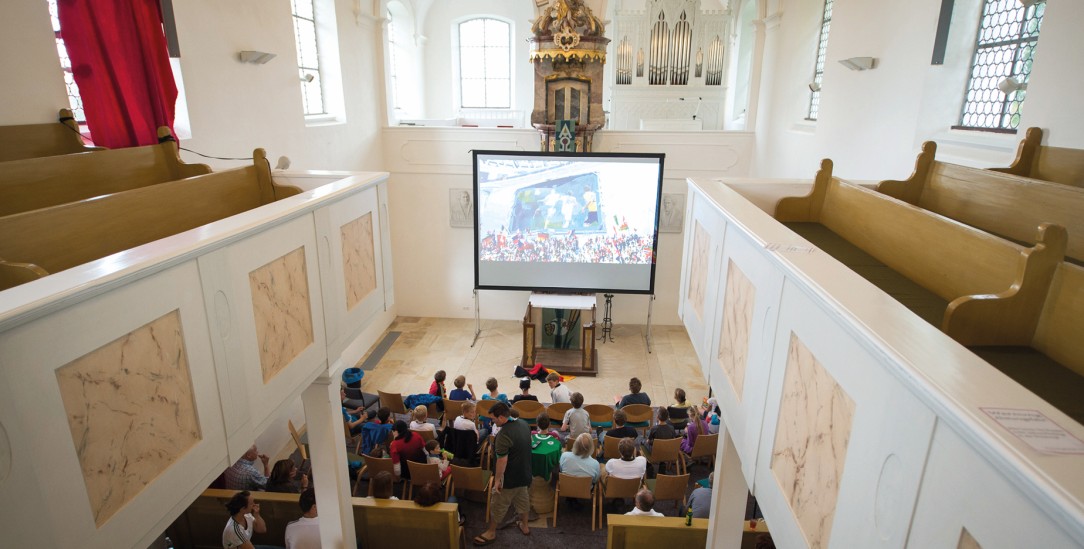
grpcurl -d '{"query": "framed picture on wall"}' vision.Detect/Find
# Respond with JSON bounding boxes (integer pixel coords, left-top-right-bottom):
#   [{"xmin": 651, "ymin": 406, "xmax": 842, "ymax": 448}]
[
  {"xmin": 659, "ymin": 193, "xmax": 685, "ymax": 233},
  {"xmin": 450, "ymin": 188, "xmax": 474, "ymax": 228}
]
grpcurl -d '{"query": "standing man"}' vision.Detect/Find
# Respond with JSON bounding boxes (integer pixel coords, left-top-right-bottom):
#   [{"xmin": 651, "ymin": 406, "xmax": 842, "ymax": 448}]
[
  {"xmin": 284, "ymin": 488, "xmax": 320, "ymax": 549},
  {"xmin": 472, "ymin": 402, "xmax": 532, "ymax": 545},
  {"xmin": 225, "ymin": 445, "xmax": 270, "ymax": 491}
]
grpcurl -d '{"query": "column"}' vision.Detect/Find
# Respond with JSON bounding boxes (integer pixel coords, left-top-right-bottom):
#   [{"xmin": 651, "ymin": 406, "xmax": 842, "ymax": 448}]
[
  {"xmin": 705, "ymin": 427, "xmax": 747, "ymax": 548},
  {"xmin": 301, "ymin": 376, "xmax": 357, "ymax": 549}
]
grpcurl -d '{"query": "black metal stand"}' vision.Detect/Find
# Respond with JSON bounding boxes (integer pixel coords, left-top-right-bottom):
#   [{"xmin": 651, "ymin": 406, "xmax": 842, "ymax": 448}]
[{"xmin": 599, "ymin": 293, "xmax": 614, "ymax": 343}]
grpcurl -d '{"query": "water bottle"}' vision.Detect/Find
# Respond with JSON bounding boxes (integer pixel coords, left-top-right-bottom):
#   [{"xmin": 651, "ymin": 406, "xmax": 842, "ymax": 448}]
[{"xmin": 685, "ymin": 505, "xmax": 693, "ymax": 526}]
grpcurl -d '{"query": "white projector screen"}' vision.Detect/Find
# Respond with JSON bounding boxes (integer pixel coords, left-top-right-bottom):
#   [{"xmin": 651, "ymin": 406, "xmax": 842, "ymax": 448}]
[{"xmin": 473, "ymin": 150, "xmax": 664, "ymax": 294}]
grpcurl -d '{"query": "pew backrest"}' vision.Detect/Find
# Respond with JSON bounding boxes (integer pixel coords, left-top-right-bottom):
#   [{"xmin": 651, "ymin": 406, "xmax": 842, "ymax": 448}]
[
  {"xmin": 605, "ymin": 515, "xmax": 708, "ymax": 548},
  {"xmin": 0, "ymin": 108, "xmax": 103, "ymax": 162},
  {"xmin": 168, "ymin": 489, "xmax": 302, "ymax": 549},
  {"xmin": 1033, "ymin": 262, "xmax": 1084, "ymax": 376},
  {"xmin": 990, "ymin": 127, "xmax": 1084, "ymax": 188},
  {"xmin": 877, "ymin": 140, "xmax": 1084, "ymax": 263},
  {"xmin": 0, "ymin": 149, "xmax": 299, "ymax": 287},
  {"xmin": 351, "ymin": 497, "xmax": 460, "ymax": 548},
  {"xmin": 0, "ymin": 126, "xmax": 211, "ymax": 217}
]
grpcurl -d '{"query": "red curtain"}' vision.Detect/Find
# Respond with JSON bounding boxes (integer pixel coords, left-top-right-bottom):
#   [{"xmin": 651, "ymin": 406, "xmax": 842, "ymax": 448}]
[{"xmin": 57, "ymin": 0, "xmax": 177, "ymax": 149}]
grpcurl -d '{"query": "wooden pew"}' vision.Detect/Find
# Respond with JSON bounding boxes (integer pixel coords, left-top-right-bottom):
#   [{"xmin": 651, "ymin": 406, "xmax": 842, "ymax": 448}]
[
  {"xmin": 0, "ymin": 149, "xmax": 299, "ymax": 290},
  {"xmin": 166, "ymin": 489, "xmax": 463, "ymax": 549},
  {"xmin": 0, "ymin": 108, "xmax": 103, "ymax": 162},
  {"xmin": 605, "ymin": 515, "xmax": 709, "ymax": 548},
  {"xmin": 990, "ymin": 127, "xmax": 1084, "ymax": 188},
  {"xmin": 876, "ymin": 139, "xmax": 1084, "ymax": 263},
  {"xmin": 0, "ymin": 126, "xmax": 210, "ymax": 217},
  {"xmin": 351, "ymin": 496, "xmax": 462, "ymax": 548},
  {"xmin": 776, "ymin": 160, "xmax": 1084, "ymax": 423}
]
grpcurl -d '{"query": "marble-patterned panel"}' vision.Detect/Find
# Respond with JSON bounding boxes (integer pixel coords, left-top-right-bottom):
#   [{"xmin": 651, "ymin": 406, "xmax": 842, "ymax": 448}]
[
  {"xmin": 718, "ymin": 259, "xmax": 755, "ymax": 401},
  {"xmin": 770, "ymin": 333, "xmax": 855, "ymax": 548},
  {"xmin": 249, "ymin": 247, "xmax": 314, "ymax": 382},
  {"xmin": 958, "ymin": 528, "xmax": 982, "ymax": 549},
  {"xmin": 688, "ymin": 221, "xmax": 710, "ymax": 320},
  {"xmin": 55, "ymin": 309, "xmax": 201, "ymax": 526},
  {"xmin": 341, "ymin": 212, "xmax": 378, "ymax": 311}
]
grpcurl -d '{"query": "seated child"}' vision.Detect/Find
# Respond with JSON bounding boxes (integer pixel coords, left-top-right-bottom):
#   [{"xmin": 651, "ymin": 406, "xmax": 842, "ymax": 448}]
[
  {"xmin": 480, "ymin": 377, "xmax": 508, "ymax": 403},
  {"xmin": 672, "ymin": 388, "xmax": 690, "ymax": 408},
  {"xmin": 532, "ymin": 415, "xmax": 561, "ymax": 439},
  {"xmin": 448, "ymin": 375, "xmax": 476, "ymax": 401},
  {"xmin": 425, "ymin": 439, "xmax": 452, "ymax": 480},
  {"xmin": 360, "ymin": 407, "xmax": 393, "ymax": 456},
  {"xmin": 560, "ymin": 392, "xmax": 591, "ymax": 442},
  {"xmin": 606, "ymin": 438, "xmax": 648, "ymax": 480},
  {"xmin": 600, "ymin": 409, "xmax": 639, "ymax": 446},
  {"xmin": 409, "ymin": 405, "xmax": 437, "ymax": 433},
  {"xmin": 429, "ymin": 370, "xmax": 447, "ymax": 398},
  {"xmin": 370, "ymin": 470, "xmax": 398, "ymax": 500},
  {"xmin": 454, "ymin": 401, "xmax": 487, "ymax": 440},
  {"xmin": 642, "ymin": 407, "xmax": 678, "ymax": 455},
  {"xmin": 512, "ymin": 378, "xmax": 538, "ymax": 403}
]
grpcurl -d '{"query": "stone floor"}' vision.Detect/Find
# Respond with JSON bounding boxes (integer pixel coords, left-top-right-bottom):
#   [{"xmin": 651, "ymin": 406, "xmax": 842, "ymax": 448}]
[{"xmin": 357, "ymin": 317, "xmax": 710, "ymax": 409}]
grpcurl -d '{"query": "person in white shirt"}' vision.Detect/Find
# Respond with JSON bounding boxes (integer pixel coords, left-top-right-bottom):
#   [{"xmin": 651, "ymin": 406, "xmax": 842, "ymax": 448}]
[
  {"xmin": 409, "ymin": 405, "xmax": 437, "ymax": 433},
  {"xmin": 625, "ymin": 488, "xmax": 665, "ymax": 517},
  {"xmin": 284, "ymin": 488, "xmax": 320, "ymax": 549},
  {"xmin": 547, "ymin": 372, "xmax": 572, "ymax": 404},
  {"xmin": 605, "ymin": 438, "xmax": 648, "ymax": 479},
  {"xmin": 222, "ymin": 490, "xmax": 267, "ymax": 549}
]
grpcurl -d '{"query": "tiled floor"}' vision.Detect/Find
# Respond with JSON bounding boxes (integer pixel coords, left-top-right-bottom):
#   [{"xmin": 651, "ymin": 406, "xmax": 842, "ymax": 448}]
[{"xmin": 358, "ymin": 317, "xmax": 710, "ymax": 409}]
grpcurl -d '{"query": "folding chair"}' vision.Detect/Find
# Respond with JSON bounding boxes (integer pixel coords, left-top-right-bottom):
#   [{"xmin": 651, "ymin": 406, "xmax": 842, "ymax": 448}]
[
  {"xmin": 405, "ymin": 460, "xmax": 445, "ymax": 500},
  {"xmin": 597, "ymin": 474, "xmax": 642, "ymax": 527},
  {"xmin": 646, "ymin": 473, "xmax": 690, "ymax": 516},
  {"xmin": 553, "ymin": 472, "xmax": 598, "ymax": 531},
  {"xmin": 667, "ymin": 406, "xmax": 690, "ymax": 432},
  {"xmin": 642, "ymin": 437, "xmax": 685, "ymax": 476},
  {"xmin": 600, "ymin": 434, "xmax": 629, "ymax": 461},
  {"xmin": 448, "ymin": 465, "xmax": 493, "ymax": 521},
  {"xmin": 411, "ymin": 428, "xmax": 437, "ymax": 444},
  {"xmin": 442, "ymin": 398, "xmax": 465, "ymax": 429},
  {"xmin": 378, "ymin": 390, "xmax": 408, "ymax": 416}
]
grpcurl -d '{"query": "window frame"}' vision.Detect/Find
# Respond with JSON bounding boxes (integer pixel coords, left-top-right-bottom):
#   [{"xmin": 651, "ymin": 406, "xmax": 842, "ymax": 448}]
[
  {"xmin": 456, "ymin": 17, "xmax": 512, "ymax": 110},
  {"xmin": 291, "ymin": 0, "xmax": 328, "ymax": 117},
  {"xmin": 806, "ymin": 0, "xmax": 833, "ymax": 121}
]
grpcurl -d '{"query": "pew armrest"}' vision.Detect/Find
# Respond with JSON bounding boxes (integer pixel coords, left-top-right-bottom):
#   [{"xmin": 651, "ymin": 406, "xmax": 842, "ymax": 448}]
[
  {"xmin": 0, "ymin": 259, "xmax": 49, "ymax": 291},
  {"xmin": 876, "ymin": 140, "xmax": 936, "ymax": 204},
  {"xmin": 774, "ymin": 158, "xmax": 833, "ymax": 222}
]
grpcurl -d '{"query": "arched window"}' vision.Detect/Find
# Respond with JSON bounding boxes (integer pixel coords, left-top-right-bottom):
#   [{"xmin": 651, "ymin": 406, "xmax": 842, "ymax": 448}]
[{"xmin": 458, "ymin": 18, "xmax": 510, "ymax": 108}]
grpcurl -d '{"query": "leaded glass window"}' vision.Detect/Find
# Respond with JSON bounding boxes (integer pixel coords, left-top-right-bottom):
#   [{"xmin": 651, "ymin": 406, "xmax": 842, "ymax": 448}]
[
  {"xmin": 292, "ymin": 0, "xmax": 326, "ymax": 116},
  {"xmin": 47, "ymin": 0, "xmax": 86, "ymax": 123},
  {"xmin": 957, "ymin": 0, "xmax": 1044, "ymax": 131},
  {"xmin": 807, "ymin": 0, "xmax": 832, "ymax": 120}
]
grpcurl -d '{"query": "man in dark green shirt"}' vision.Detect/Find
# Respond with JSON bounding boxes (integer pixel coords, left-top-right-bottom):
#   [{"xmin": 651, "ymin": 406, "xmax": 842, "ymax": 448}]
[{"xmin": 473, "ymin": 401, "xmax": 532, "ymax": 545}]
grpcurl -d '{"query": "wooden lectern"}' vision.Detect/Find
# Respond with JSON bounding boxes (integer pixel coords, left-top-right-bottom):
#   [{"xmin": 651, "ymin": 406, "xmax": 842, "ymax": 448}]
[{"xmin": 522, "ymin": 293, "xmax": 598, "ymax": 376}]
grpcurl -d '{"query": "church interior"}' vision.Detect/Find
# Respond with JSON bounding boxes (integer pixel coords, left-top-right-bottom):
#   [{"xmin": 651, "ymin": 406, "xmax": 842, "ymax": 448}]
[{"xmin": 0, "ymin": 0, "xmax": 1083, "ymax": 547}]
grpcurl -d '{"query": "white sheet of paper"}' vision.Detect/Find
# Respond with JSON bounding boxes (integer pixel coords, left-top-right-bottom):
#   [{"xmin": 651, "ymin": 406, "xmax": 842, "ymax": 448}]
[{"xmin": 981, "ymin": 407, "xmax": 1084, "ymax": 455}]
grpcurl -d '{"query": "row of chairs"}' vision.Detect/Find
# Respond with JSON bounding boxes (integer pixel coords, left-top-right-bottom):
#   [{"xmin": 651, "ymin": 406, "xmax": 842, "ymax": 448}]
[{"xmin": 554, "ymin": 470, "xmax": 693, "ymax": 531}]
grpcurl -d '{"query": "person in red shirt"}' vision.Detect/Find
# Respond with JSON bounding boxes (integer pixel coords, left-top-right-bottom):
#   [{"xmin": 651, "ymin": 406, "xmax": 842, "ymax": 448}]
[
  {"xmin": 428, "ymin": 370, "xmax": 447, "ymax": 412},
  {"xmin": 389, "ymin": 420, "xmax": 426, "ymax": 478}
]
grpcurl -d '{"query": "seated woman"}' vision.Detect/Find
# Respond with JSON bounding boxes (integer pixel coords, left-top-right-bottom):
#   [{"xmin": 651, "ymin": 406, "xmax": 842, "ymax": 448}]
[
  {"xmin": 512, "ymin": 378, "xmax": 538, "ymax": 404},
  {"xmin": 409, "ymin": 405, "xmax": 437, "ymax": 433},
  {"xmin": 605, "ymin": 438, "xmax": 647, "ymax": 480},
  {"xmin": 560, "ymin": 433, "xmax": 601, "ymax": 485},
  {"xmin": 389, "ymin": 420, "xmax": 426, "ymax": 478},
  {"xmin": 681, "ymin": 404, "xmax": 709, "ymax": 454},
  {"xmin": 265, "ymin": 459, "xmax": 309, "ymax": 494}
]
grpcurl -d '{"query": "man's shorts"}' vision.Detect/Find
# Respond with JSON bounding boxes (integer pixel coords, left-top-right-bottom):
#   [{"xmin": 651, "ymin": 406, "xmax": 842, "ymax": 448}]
[{"xmin": 489, "ymin": 485, "xmax": 530, "ymax": 522}]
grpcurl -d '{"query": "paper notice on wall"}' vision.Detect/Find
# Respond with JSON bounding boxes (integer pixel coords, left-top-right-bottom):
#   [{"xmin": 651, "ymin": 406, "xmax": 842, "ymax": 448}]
[{"xmin": 981, "ymin": 407, "xmax": 1084, "ymax": 455}]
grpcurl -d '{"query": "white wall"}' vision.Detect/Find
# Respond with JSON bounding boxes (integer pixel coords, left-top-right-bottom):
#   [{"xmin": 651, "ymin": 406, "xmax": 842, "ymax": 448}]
[
  {"xmin": 0, "ymin": 0, "xmax": 386, "ymax": 173},
  {"xmin": 752, "ymin": 0, "xmax": 1084, "ymax": 180},
  {"xmin": 420, "ymin": 0, "xmax": 535, "ymax": 120}
]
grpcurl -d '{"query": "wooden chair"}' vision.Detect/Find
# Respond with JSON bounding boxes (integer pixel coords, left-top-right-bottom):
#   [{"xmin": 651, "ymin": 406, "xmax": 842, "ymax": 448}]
[
  {"xmin": 646, "ymin": 474, "xmax": 690, "ymax": 516},
  {"xmin": 553, "ymin": 472, "xmax": 598, "ymax": 531},
  {"xmin": 405, "ymin": 460, "xmax": 444, "ymax": 500},
  {"xmin": 475, "ymin": 398, "xmax": 497, "ymax": 419},
  {"xmin": 378, "ymin": 390, "xmax": 409, "ymax": 416},
  {"xmin": 622, "ymin": 404, "xmax": 653, "ymax": 434},
  {"xmin": 600, "ymin": 434, "xmax": 629, "ymax": 461},
  {"xmin": 597, "ymin": 474, "xmax": 642, "ymax": 527},
  {"xmin": 411, "ymin": 428, "xmax": 437, "ymax": 444},
  {"xmin": 547, "ymin": 402, "xmax": 572, "ymax": 422},
  {"xmin": 442, "ymin": 399, "xmax": 465, "ymax": 428},
  {"xmin": 642, "ymin": 437, "xmax": 685, "ymax": 476},
  {"xmin": 354, "ymin": 455, "xmax": 395, "ymax": 497},
  {"xmin": 448, "ymin": 465, "xmax": 493, "ymax": 521},
  {"xmin": 585, "ymin": 404, "xmax": 615, "ymax": 430},
  {"xmin": 667, "ymin": 406, "xmax": 689, "ymax": 432},
  {"xmin": 512, "ymin": 400, "xmax": 545, "ymax": 426},
  {"xmin": 686, "ymin": 433, "xmax": 718, "ymax": 471},
  {"xmin": 288, "ymin": 420, "xmax": 308, "ymax": 461}
]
